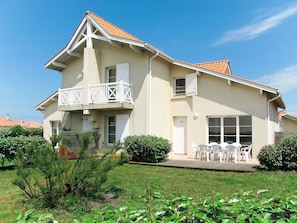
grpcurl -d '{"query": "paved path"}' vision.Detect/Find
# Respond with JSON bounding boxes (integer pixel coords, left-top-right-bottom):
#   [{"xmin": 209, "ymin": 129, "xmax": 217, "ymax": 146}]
[{"xmin": 129, "ymin": 155, "xmax": 260, "ymax": 172}]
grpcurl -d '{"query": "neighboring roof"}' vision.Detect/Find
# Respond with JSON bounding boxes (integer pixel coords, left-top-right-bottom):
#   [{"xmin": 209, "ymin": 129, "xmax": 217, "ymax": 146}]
[
  {"xmin": 195, "ymin": 60, "xmax": 232, "ymax": 75},
  {"xmin": 0, "ymin": 116, "xmax": 42, "ymax": 128},
  {"xmin": 23, "ymin": 121, "xmax": 43, "ymax": 128},
  {"xmin": 43, "ymin": 11, "xmax": 286, "ymax": 109},
  {"xmin": 280, "ymin": 112, "xmax": 297, "ymax": 122}
]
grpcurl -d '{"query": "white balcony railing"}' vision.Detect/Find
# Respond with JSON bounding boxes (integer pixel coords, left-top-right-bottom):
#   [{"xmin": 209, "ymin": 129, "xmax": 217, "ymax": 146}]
[
  {"xmin": 58, "ymin": 87, "xmax": 83, "ymax": 107},
  {"xmin": 88, "ymin": 81, "xmax": 133, "ymax": 104}
]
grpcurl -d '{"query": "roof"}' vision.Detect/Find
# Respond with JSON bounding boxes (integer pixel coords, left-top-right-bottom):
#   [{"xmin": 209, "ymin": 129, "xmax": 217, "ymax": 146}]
[
  {"xmin": 87, "ymin": 11, "xmax": 142, "ymax": 42},
  {"xmin": 0, "ymin": 116, "xmax": 43, "ymax": 128},
  {"xmin": 43, "ymin": 11, "xmax": 286, "ymax": 110},
  {"xmin": 195, "ymin": 60, "xmax": 232, "ymax": 75},
  {"xmin": 35, "ymin": 91, "xmax": 58, "ymax": 111},
  {"xmin": 280, "ymin": 112, "xmax": 297, "ymax": 122}
]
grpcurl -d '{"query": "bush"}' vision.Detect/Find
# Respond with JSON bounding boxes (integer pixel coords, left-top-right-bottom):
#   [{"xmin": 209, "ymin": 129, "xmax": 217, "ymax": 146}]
[
  {"xmin": 279, "ymin": 134, "xmax": 297, "ymax": 171},
  {"xmin": 14, "ymin": 132, "xmax": 127, "ymax": 209},
  {"xmin": 258, "ymin": 134, "xmax": 297, "ymax": 171},
  {"xmin": 124, "ymin": 135, "xmax": 171, "ymax": 163},
  {"xmin": 0, "ymin": 135, "xmax": 46, "ymax": 167},
  {"xmin": 0, "ymin": 126, "xmax": 43, "ymax": 138},
  {"xmin": 257, "ymin": 145, "xmax": 283, "ymax": 170}
]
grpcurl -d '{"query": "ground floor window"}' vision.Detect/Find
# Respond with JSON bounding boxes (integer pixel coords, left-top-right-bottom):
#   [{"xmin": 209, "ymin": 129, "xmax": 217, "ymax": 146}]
[
  {"xmin": 107, "ymin": 116, "xmax": 116, "ymax": 145},
  {"xmin": 51, "ymin": 121, "xmax": 61, "ymax": 136},
  {"xmin": 208, "ymin": 116, "xmax": 252, "ymax": 145}
]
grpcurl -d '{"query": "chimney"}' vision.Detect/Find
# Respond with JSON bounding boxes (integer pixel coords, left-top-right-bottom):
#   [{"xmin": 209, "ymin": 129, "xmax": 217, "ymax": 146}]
[{"xmin": 6, "ymin": 114, "xmax": 10, "ymax": 121}]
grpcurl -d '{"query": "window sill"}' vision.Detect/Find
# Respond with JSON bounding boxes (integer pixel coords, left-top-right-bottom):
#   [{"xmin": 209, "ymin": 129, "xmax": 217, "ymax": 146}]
[{"xmin": 172, "ymin": 95, "xmax": 187, "ymax": 100}]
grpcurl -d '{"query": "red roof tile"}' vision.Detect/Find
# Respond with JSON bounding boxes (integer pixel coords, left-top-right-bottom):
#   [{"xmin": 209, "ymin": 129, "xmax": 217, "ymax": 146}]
[
  {"xmin": 87, "ymin": 11, "xmax": 142, "ymax": 42},
  {"xmin": 0, "ymin": 116, "xmax": 43, "ymax": 128},
  {"xmin": 195, "ymin": 60, "xmax": 232, "ymax": 75}
]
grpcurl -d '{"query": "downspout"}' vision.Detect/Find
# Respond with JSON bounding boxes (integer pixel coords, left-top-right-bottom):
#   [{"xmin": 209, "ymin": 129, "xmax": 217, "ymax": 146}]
[
  {"xmin": 267, "ymin": 91, "xmax": 281, "ymax": 144},
  {"xmin": 147, "ymin": 51, "xmax": 159, "ymax": 134}
]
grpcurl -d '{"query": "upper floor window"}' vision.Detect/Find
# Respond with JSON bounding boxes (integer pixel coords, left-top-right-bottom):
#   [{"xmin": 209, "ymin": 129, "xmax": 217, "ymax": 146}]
[
  {"xmin": 174, "ymin": 78, "xmax": 186, "ymax": 96},
  {"xmin": 107, "ymin": 67, "xmax": 116, "ymax": 83},
  {"xmin": 173, "ymin": 73, "xmax": 197, "ymax": 97}
]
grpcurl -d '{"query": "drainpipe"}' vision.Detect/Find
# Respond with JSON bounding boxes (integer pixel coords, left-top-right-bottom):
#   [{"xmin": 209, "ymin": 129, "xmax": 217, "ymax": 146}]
[
  {"xmin": 267, "ymin": 91, "xmax": 281, "ymax": 144},
  {"xmin": 147, "ymin": 51, "xmax": 159, "ymax": 134}
]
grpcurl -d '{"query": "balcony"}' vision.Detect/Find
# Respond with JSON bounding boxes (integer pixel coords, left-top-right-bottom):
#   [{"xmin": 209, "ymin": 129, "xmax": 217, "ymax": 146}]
[
  {"xmin": 58, "ymin": 87, "xmax": 83, "ymax": 107},
  {"xmin": 58, "ymin": 81, "xmax": 133, "ymax": 110}
]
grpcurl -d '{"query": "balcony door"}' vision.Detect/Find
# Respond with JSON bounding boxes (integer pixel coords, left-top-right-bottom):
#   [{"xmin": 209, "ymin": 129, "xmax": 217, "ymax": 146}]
[{"xmin": 107, "ymin": 63, "xmax": 129, "ymax": 102}]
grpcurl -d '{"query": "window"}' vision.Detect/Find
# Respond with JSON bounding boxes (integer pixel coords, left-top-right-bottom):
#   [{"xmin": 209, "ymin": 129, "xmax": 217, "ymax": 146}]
[
  {"xmin": 106, "ymin": 114, "xmax": 129, "ymax": 146},
  {"xmin": 107, "ymin": 116, "xmax": 116, "ymax": 145},
  {"xmin": 51, "ymin": 121, "xmax": 61, "ymax": 136},
  {"xmin": 174, "ymin": 78, "xmax": 186, "ymax": 96},
  {"xmin": 173, "ymin": 73, "xmax": 197, "ymax": 97},
  {"xmin": 107, "ymin": 68, "xmax": 116, "ymax": 83},
  {"xmin": 208, "ymin": 116, "xmax": 252, "ymax": 145}
]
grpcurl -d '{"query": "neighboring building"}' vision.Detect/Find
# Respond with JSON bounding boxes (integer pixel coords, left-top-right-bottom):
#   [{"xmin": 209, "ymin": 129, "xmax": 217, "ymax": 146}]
[
  {"xmin": 0, "ymin": 116, "xmax": 43, "ymax": 128},
  {"xmin": 36, "ymin": 11, "xmax": 296, "ymax": 159}
]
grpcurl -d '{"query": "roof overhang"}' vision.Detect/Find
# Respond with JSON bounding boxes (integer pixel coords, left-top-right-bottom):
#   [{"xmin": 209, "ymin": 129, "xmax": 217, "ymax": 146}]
[
  {"xmin": 35, "ymin": 91, "xmax": 58, "ymax": 111},
  {"xmin": 173, "ymin": 60, "xmax": 286, "ymax": 109}
]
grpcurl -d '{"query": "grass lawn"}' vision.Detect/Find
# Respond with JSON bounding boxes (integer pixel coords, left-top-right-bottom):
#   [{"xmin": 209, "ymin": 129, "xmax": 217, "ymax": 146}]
[{"xmin": 1, "ymin": 163, "xmax": 297, "ymax": 222}]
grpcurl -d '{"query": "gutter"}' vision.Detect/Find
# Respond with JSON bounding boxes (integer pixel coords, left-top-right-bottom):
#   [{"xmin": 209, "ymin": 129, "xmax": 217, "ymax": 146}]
[
  {"xmin": 147, "ymin": 51, "xmax": 159, "ymax": 134},
  {"xmin": 267, "ymin": 91, "xmax": 281, "ymax": 144}
]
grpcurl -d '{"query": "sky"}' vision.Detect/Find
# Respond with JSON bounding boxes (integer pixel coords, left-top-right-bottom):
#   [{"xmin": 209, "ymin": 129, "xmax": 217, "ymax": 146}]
[{"xmin": 0, "ymin": 0, "xmax": 297, "ymax": 123}]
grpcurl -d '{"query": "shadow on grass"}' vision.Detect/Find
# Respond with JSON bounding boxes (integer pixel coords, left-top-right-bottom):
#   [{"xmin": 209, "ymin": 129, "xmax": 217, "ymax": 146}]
[{"xmin": 0, "ymin": 165, "xmax": 15, "ymax": 171}]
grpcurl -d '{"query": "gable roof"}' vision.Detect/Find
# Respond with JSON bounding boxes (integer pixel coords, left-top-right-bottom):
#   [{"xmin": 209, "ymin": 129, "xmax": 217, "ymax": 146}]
[
  {"xmin": 87, "ymin": 11, "xmax": 142, "ymax": 42},
  {"xmin": 195, "ymin": 60, "xmax": 232, "ymax": 75},
  {"xmin": 43, "ymin": 11, "xmax": 285, "ymax": 109}
]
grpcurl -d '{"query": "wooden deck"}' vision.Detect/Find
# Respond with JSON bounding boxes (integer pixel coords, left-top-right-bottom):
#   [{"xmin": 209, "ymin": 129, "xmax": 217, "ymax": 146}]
[{"xmin": 129, "ymin": 155, "xmax": 260, "ymax": 172}]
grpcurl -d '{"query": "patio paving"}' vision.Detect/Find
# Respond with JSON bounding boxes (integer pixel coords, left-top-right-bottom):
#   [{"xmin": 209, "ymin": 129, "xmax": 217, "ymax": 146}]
[{"xmin": 129, "ymin": 154, "xmax": 260, "ymax": 172}]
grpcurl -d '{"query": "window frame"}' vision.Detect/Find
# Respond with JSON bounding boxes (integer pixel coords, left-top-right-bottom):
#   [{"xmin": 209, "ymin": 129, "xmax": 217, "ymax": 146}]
[
  {"xmin": 173, "ymin": 78, "xmax": 186, "ymax": 96},
  {"xmin": 51, "ymin": 120, "xmax": 61, "ymax": 136},
  {"xmin": 208, "ymin": 116, "xmax": 252, "ymax": 145},
  {"xmin": 107, "ymin": 116, "xmax": 116, "ymax": 146}
]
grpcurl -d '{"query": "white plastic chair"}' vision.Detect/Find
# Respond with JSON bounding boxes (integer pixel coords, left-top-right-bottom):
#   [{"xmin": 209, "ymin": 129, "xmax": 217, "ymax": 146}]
[
  {"xmin": 198, "ymin": 144, "xmax": 210, "ymax": 161},
  {"xmin": 225, "ymin": 144, "xmax": 238, "ymax": 163},
  {"xmin": 210, "ymin": 144, "xmax": 223, "ymax": 162},
  {"xmin": 232, "ymin": 142, "xmax": 242, "ymax": 149},
  {"xmin": 240, "ymin": 144, "xmax": 252, "ymax": 162},
  {"xmin": 191, "ymin": 143, "xmax": 199, "ymax": 159}
]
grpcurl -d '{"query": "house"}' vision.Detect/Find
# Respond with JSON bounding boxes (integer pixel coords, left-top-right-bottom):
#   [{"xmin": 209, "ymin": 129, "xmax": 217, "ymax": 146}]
[
  {"xmin": 36, "ymin": 10, "xmax": 295, "ymax": 159},
  {"xmin": 0, "ymin": 115, "xmax": 43, "ymax": 128}
]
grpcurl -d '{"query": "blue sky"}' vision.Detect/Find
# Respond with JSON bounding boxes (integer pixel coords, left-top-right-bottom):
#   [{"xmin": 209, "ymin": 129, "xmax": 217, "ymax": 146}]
[{"xmin": 0, "ymin": 0, "xmax": 297, "ymax": 123}]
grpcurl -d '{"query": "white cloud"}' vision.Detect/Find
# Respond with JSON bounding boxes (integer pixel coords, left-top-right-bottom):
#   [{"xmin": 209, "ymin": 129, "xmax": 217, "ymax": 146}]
[
  {"xmin": 256, "ymin": 65, "xmax": 297, "ymax": 93},
  {"xmin": 214, "ymin": 3, "xmax": 297, "ymax": 45}
]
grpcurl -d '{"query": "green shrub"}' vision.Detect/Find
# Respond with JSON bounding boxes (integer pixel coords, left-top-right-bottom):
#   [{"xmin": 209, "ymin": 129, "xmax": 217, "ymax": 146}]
[
  {"xmin": 0, "ymin": 126, "xmax": 43, "ymax": 138},
  {"xmin": 14, "ymin": 132, "xmax": 127, "ymax": 209},
  {"xmin": 278, "ymin": 134, "xmax": 297, "ymax": 171},
  {"xmin": 258, "ymin": 145, "xmax": 283, "ymax": 170},
  {"xmin": 0, "ymin": 135, "xmax": 46, "ymax": 167},
  {"xmin": 124, "ymin": 135, "xmax": 171, "ymax": 163},
  {"xmin": 258, "ymin": 134, "xmax": 297, "ymax": 171}
]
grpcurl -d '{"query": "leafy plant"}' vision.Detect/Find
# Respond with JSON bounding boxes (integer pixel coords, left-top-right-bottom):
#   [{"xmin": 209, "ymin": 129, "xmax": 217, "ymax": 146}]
[
  {"xmin": 14, "ymin": 209, "xmax": 56, "ymax": 223},
  {"xmin": 124, "ymin": 135, "xmax": 171, "ymax": 163},
  {"xmin": 76, "ymin": 189, "xmax": 297, "ymax": 222},
  {"xmin": 13, "ymin": 132, "xmax": 127, "ymax": 209}
]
